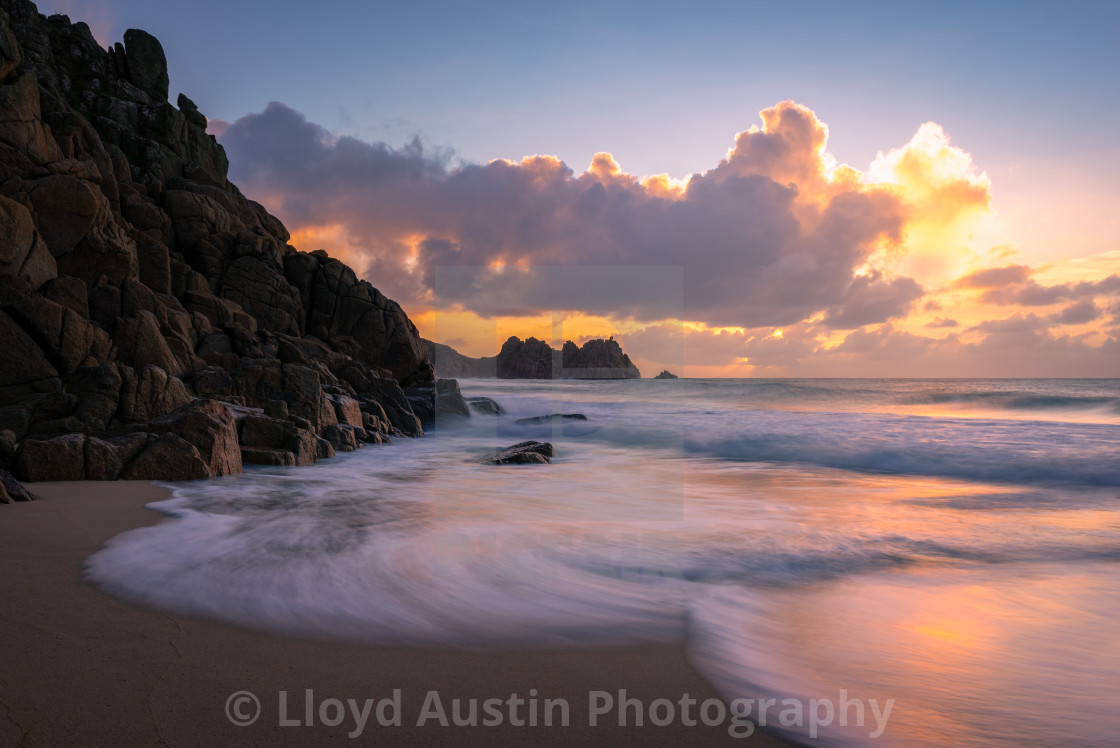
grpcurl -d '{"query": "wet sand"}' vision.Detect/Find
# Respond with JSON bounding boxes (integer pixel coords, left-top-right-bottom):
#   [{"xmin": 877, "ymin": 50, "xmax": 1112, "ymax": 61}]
[{"xmin": 0, "ymin": 481, "xmax": 794, "ymax": 746}]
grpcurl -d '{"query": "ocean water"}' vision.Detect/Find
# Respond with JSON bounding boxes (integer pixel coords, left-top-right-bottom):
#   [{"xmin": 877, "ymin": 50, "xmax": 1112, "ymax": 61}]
[{"xmin": 85, "ymin": 379, "xmax": 1120, "ymax": 746}]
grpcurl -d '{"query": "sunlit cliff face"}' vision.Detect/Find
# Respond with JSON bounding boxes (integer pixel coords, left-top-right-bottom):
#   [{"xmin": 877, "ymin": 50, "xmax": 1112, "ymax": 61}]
[{"xmin": 218, "ymin": 101, "xmax": 1118, "ymax": 377}]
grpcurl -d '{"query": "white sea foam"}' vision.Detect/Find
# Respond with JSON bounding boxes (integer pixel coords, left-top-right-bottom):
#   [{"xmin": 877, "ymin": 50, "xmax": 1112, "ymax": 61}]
[{"xmin": 85, "ymin": 378, "xmax": 1120, "ymax": 747}]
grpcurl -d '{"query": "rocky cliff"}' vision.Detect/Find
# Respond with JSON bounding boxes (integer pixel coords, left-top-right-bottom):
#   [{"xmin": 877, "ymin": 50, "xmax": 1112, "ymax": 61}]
[
  {"xmin": 0, "ymin": 0, "xmax": 439, "ymax": 486},
  {"xmin": 426, "ymin": 336, "xmax": 640, "ymax": 379},
  {"xmin": 424, "ymin": 339, "xmax": 496, "ymax": 379}
]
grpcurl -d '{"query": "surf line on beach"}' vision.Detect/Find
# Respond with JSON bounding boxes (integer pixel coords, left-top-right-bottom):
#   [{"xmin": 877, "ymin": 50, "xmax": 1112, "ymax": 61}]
[{"xmin": 226, "ymin": 687, "xmax": 894, "ymax": 739}]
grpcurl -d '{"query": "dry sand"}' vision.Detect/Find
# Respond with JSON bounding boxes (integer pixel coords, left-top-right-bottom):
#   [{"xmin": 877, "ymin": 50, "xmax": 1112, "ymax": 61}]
[{"xmin": 0, "ymin": 481, "xmax": 794, "ymax": 747}]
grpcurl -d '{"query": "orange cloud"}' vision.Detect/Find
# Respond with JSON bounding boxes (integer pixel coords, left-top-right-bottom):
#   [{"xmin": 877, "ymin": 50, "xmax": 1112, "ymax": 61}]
[{"xmin": 219, "ymin": 100, "xmax": 1115, "ymax": 375}]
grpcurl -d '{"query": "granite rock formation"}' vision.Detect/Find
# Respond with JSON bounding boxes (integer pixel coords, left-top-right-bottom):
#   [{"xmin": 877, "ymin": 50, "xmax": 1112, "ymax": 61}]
[
  {"xmin": 426, "ymin": 336, "xmax": 640, "ymax": 379},
  {"xmin": 0, "ymin": 1, "xmax": 442, "ymax": 484},
  {"xmin": 559, "ymin": 337, "xmax": 640, "ymax": 379},
  {"xmin": 653, "ymin": 370, "xmax": 679, "ymax": 379}
]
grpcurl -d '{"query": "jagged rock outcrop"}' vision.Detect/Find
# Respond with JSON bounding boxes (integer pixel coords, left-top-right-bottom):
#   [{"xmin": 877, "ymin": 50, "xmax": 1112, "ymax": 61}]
[
  {"xmin": 0, "ymin": 1, "xmax": 441, "ymax": 486},
  {"xmin": 426, "ymin": 336, "xmax": 640, "ymax": 379},
  {"xmin": 653, "ymin": 369, "xmax": 678, "ymax": 379},
  {"xmin": 496, "ymin": 336, "xmax": 557, "ymax": 379},
  {"xmin": 560, "ymin": 337, "xmax": 640, "ymax": 379}
]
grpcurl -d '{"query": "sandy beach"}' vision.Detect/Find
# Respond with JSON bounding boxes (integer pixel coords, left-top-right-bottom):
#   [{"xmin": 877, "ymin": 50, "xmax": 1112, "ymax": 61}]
[{"xmin": 0, "ymin": 481, "xmax": 793, "ymax": 747}]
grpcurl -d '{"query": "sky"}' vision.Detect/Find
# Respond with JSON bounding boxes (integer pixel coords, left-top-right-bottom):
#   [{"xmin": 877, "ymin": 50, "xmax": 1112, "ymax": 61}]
[{"xmin": 40, "ymin": 0, "xmax": 1120, "ymax": 376}]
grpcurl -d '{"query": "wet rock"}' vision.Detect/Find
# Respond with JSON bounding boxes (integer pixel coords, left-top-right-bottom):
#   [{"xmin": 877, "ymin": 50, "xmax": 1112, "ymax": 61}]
[
  {"xmin": 314, "ymin": 436, "xmax": 336, "ymax": 460},
  {"xmin": 485, "ymin": 440, "xmax": 555, "ymax": 465},
  {"xmin": 288, "ymin": 428, "xmax": 318, "ymax": 466},
  {"xmin": 435, "ymin": 378, "xmax": 470, "ymax": 419},
  {"xmin": 240, "ymin": 446, "xmax": 296, "ymax": 467},
  {"xmin": 321, "ymin": 423, "xmax": 360, "ymax": 452},
  {"xmin": 363, "ymin": 378, "xmax": 423, "ymax": 437},
  {"xmin": 328, "ymin": 393, "xmax": 363, "ymax": 428},
  {"xmin": 465, "ymin": 397, "xmax": 503, "ymax": 416}
]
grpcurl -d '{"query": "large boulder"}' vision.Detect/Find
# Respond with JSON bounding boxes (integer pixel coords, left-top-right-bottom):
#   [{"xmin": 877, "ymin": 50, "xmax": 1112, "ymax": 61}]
[
  {"xmin": 121, "ymin": 433, "xmax": 209, "ymax": 481},
  {"xmin": 16, "ymin": 433, "xmax": 85, "ymax": 481},
  {"xmin": 142, "ymin": 399, "xmax": 241, "ymax": 477}
]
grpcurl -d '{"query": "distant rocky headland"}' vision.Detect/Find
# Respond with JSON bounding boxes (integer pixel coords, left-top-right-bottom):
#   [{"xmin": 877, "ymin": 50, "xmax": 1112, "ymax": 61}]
[
  {"xmin": 425, "ymin": 336, "xmax": 641, "ymax": 379},
  {"xmin": 0, "ymin": 0, "xmax": 466, "ymax": 490}
]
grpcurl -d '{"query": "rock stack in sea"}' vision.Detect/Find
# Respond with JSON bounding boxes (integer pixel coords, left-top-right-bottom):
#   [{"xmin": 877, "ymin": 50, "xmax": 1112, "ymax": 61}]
[
  {"xmin": 559, "ymin": 337, "xmax": 640, "ymax": 379},
  {"xmin": 0, "ymin": 0, "xmax": 463, "ymax": 485},
  {"xmin": 425, "ymin": 336, "xmax": 640, "ymax": 379}
]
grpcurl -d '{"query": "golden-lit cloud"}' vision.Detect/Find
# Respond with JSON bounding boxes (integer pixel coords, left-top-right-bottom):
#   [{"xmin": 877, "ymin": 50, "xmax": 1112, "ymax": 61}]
[
  {"xmin": 864, "ymin": 122, "xmax": 1001, "ymax": 285},
  {"xmin": 287, "ymin": 223, "xmax": 370, "ymax": 275},
  {"xmin": 217, "ymin": 100, "xmax": 1116, "ymax": 375}
]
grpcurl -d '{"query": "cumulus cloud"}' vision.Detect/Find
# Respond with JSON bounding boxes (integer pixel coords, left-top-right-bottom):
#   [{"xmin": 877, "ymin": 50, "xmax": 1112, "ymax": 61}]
[
  {"xmin": 220, "ymin": 100, "xmax": 921, "ymax": 330},
  {"xmin": 214, "ymin": 99, "xmax": 1115, "ymax": 374}
]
